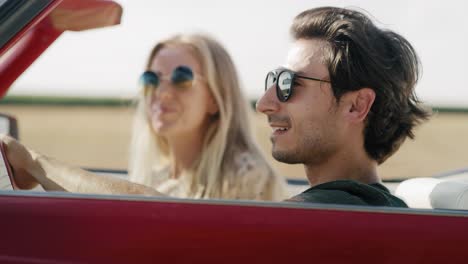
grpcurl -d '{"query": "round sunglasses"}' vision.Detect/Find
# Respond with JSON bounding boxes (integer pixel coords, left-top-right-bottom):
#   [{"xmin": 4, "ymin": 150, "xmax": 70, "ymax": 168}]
[
  {"xmin": 139, "ymin": 65, "xmax": 196, "ymax": 95},
  {"xmin": 265, "ymin": 69, "xmax": 330, "ymax": 102}
]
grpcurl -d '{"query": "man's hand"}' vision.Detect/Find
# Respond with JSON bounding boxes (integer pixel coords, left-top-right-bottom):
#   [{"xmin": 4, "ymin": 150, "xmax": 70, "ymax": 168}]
[{"xmin": 0, "ymin": 134, "xmax": 39, "ymax": 189}]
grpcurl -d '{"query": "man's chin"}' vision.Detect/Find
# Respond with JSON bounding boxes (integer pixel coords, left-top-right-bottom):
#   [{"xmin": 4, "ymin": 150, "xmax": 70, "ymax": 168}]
[{"xmin": 271, "ymin": 149, "xmax": 302, "ymax": 164}]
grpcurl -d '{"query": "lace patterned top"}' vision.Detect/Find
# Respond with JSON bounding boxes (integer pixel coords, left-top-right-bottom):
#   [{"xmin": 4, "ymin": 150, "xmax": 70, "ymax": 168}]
[{"xmin": 149, "ymin": 152, "xmax": 287, "ymax": 201}]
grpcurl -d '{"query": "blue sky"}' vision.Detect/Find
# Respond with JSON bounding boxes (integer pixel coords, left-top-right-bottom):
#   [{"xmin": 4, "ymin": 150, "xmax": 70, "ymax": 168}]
[{"xmin": 8, "ymin": 0, "xmax": 468, "ymax": 107}]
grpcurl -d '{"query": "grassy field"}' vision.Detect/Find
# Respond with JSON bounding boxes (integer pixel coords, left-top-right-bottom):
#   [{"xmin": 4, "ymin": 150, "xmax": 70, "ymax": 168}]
[{"xmin": 1, "ymin": 105, "xmax": 467, "ymax": 180}]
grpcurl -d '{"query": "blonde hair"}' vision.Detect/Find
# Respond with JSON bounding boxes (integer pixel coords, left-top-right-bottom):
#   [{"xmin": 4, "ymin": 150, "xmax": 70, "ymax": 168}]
[{"xmin": 129, "ymin": 33, "xmax": 281, "ymax": 199}]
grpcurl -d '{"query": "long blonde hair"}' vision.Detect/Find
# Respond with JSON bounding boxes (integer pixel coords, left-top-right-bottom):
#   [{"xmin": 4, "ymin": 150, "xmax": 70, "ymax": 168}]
[{"xmin": 129, "ymin": 33, "xmax": 278, "ymax": 199}]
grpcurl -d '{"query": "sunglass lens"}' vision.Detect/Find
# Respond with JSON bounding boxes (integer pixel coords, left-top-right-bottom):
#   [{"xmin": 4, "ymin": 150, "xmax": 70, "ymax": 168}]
[
  {"xmin": 265, "ymin": 72, "xmax": 276, "ymax": 91},
  {"xmin": 278, "ymin": 71, "xmax": 293, "ymax": 101},
  {"xmin": 172, "ymin": 66, "xmax": 194, "ymax": 88},
  {"xmin": 139, "ymin": 71, "xmax": 159, "ymax": 95}
]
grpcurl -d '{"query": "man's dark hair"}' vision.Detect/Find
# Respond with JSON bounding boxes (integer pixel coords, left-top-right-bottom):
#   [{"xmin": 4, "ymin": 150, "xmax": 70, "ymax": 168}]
[{"xmin": 291, "ymin": 7, "xmax": 430, "ymax": 164}]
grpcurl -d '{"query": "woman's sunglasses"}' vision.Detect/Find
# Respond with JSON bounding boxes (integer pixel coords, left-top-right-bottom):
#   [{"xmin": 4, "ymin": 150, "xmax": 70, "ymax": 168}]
[
  {"xmin": 265, "ymin": 69, "xmax": 330, "ymax": 102},
  {"xmin": 139, "ymin": 65, "xmax": 195, "ymax": 95}
]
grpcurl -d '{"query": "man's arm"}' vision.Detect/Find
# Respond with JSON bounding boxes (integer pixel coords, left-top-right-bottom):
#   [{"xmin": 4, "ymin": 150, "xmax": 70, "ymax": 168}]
[{"xmin": 0, "ymin": 134, "xmax": 162, "ymax": 196}]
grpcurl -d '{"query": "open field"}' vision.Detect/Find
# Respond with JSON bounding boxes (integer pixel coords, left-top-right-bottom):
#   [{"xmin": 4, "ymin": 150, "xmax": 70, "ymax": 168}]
[{"xmin": 1, "ymin": 105, "xmax": 467, "ymax": 180}]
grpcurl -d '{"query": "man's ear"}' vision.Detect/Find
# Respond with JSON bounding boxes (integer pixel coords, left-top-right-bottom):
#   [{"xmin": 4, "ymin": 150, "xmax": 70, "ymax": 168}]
[{"xmin": 344, "ymin": 88, "xmax": 376, "ymax": 123}]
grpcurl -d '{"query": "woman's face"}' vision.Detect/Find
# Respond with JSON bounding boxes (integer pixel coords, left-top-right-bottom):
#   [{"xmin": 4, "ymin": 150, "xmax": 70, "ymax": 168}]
[{"xmin": 146, "ymin": 45, "xmax": 218, "ymax": 138}]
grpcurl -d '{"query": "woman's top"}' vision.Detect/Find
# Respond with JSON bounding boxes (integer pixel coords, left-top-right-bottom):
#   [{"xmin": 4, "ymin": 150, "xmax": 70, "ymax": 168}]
[{"xmin": 150, "ymin": 152, "xmax": 287, "ymax": 201}]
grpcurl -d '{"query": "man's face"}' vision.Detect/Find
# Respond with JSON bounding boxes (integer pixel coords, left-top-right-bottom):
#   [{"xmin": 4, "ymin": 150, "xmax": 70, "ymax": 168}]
[{"xmin": 257, "ymin": 38, "xmax": 346, "ymax": 165}]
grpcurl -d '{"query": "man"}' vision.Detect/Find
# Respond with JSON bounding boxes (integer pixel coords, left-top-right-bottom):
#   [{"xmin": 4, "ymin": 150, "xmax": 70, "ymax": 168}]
[{"xmin": 256, "ymin": 7, "xmax": 429, "ymax": 207}]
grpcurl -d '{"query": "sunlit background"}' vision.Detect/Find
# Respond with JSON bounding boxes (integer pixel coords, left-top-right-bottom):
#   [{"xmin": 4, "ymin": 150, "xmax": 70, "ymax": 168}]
[{"xmin": 8, "ymin": 0, "xmax": 468, "ymax": 107}]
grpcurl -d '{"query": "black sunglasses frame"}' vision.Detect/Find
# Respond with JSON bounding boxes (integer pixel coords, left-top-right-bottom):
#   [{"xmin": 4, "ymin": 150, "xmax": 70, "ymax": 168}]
[{"xmin": 265, "ymin": 69, "xmax": 330, "ymax": 102}]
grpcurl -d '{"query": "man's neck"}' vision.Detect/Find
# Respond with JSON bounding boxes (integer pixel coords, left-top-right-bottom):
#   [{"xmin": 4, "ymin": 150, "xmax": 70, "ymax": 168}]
[{"xmin": 304, "ymin": 149, "xmax": 379, "ymax": 187}]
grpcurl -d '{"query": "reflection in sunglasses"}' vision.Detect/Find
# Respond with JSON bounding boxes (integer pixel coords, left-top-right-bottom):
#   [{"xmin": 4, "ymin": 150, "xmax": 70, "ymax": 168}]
[{"xmin": 265, "ymin": 68, "xmax": 329, "ymax": 102}]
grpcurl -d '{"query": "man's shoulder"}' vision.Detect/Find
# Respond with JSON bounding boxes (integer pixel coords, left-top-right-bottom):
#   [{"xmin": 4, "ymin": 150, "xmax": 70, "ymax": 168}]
[{"xmin": 287, "ymin": 180, "xmax": 408, "ymax": 207}]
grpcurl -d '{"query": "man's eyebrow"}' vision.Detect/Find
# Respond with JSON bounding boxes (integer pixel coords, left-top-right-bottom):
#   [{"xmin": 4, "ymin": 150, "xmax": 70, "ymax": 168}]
[
  {"xmin": 277, "ymin": 67, "xmax": 321, "ymax": 78},
  {"xmin": 295, "ymin": 70, "xmax": 307, "ymax": 75},
  {"xmin": 294, "ymin": 70, "xmax": 314, "ymax": 77},
  {"xmin": 278, "ymin": 66, "xmax": 305, "ymax": 75}
]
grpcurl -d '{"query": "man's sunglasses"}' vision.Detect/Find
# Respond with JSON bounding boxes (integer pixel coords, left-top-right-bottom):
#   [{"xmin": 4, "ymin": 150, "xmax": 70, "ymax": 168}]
[
  {"xmin": 139, "ymin": 65, "xmax": 196, "ymax": 95},
  {"xmin": 265, "ymin": 69, "xmax": 330, "ymax": 102}
]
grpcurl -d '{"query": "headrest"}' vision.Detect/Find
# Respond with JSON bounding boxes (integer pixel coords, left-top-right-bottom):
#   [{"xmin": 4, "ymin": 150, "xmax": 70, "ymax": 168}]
[{"xmin": 395, "ymin": 177, "xmax": 468, "ymax": 210}]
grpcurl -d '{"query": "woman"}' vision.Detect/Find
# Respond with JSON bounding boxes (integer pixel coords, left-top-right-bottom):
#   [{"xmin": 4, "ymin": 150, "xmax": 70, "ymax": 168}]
[
  {"xmin": 129, "ymin": 33, "xmax": 286, "ymax": 200},
  {"xmin": 1, "ymin": 33, "xmax": 287, "ymax": 201}
]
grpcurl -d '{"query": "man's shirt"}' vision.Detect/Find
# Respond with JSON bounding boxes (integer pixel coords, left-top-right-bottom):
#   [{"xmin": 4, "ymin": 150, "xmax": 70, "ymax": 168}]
[{"xmin": 287, "ymin": 180, "xmax": 407, "ymax": 207}]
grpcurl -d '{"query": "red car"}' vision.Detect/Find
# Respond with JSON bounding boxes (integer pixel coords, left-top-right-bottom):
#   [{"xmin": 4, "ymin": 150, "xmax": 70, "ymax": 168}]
[{"xmin": 1, "ymin": 1, "xmax": 468, "ymax": 263}]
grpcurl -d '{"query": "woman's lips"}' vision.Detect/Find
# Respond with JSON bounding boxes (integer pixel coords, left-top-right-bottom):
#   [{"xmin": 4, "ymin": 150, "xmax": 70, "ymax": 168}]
[{"xmin": 151, "ymin": 105, "xmax": 175, "ymax": 114}]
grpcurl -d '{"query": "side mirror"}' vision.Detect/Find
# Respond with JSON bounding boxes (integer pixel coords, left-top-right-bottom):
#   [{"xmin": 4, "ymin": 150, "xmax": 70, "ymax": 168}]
[
  {"xmin": 50, "ymin": 0, "xmax": 123, "ymax": 32},
  {"xmin": 0, "ymin": 113, "xmax": 18, "ymax": 140}
]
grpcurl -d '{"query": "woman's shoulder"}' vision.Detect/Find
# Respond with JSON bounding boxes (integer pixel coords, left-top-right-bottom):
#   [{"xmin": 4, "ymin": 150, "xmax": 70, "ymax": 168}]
[
  {"xmin": 232, "ymin": 151, "xmax": 285, "ymax": 186},
  {"xmin": 233, "ymin": 151, "xmax": 270, "ymax": 178},
  {"xmin": 150, "ymin": 165, "xmax": 171, "ymax": 185},
  {"xmin": 230, "ymin": 151, "xmax": 288, "ymax": 201}
]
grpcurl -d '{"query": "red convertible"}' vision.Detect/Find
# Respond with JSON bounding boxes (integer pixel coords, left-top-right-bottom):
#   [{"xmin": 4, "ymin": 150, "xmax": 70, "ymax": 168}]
[{"xmin": 1, "ymin": 1, "xmax": 468, "ymax": 263}]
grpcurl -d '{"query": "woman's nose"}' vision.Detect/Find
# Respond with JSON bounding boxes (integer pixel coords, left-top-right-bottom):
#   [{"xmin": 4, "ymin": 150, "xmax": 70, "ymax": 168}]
[
  {"xmin": 154, "ymin": 81, "xmax": 173, "ymax": 101},
  {"xmin": 256, "ymin": 86, "xmax": 280, "ymax": 114}
]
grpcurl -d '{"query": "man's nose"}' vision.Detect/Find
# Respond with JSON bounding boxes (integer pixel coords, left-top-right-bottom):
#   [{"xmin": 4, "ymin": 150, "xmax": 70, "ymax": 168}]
[{"xmin": 256, "ymin": 86, "xmax": 280, "ymax": 114}]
